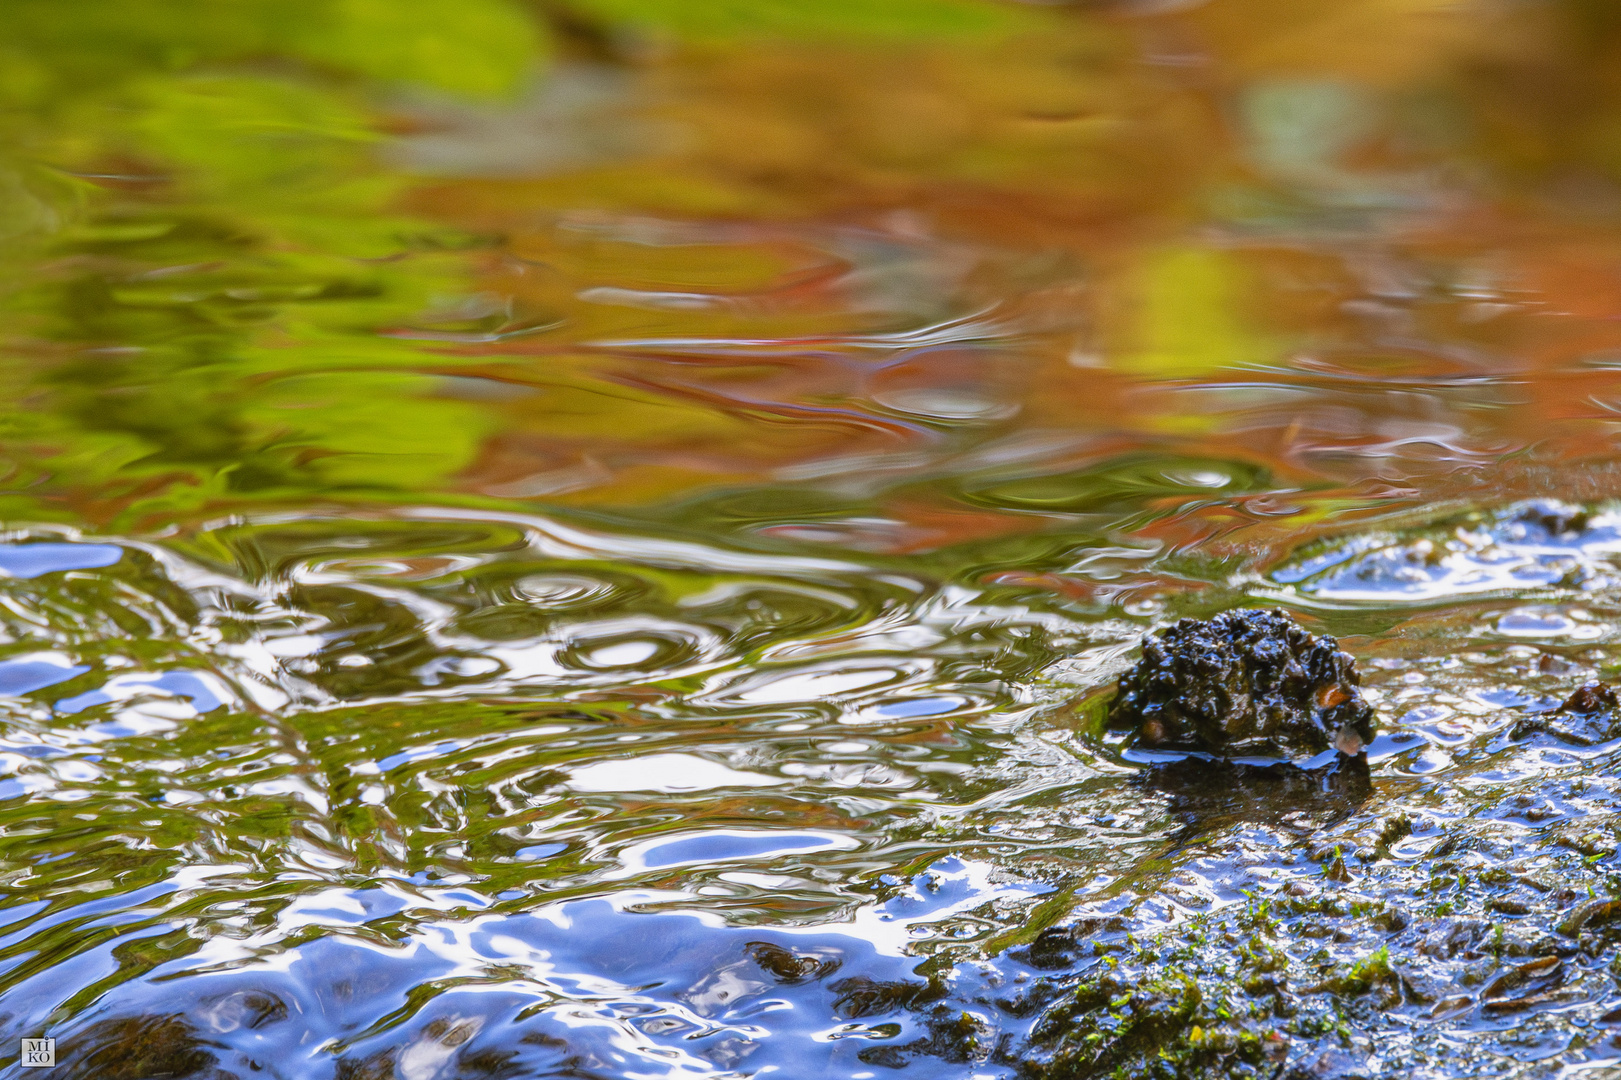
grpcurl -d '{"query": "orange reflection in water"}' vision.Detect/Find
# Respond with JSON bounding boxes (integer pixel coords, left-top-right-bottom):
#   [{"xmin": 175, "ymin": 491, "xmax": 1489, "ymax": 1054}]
[
  {"xmin": 12, "ymin": 0, "xmax": 1621, "ymax": 566},
  {"xmin": 373, "ymin": 3, "xmax": 1621, "ymax": 560}
]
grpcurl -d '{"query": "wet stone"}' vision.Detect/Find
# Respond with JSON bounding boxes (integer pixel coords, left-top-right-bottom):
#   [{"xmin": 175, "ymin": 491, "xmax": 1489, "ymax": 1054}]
[
  {"xmin": 1502, "ymin": 499, "xmax": 1593, "ymax": 543},
  {"xmin": 744, "ymin": 941, "xmax": 841, "ymax": 983},
  {"xmin": 1511, "ymin": 681, "xmax": 1621, "ymax": 746},
  {"xmin": 830, "ymin": 974, "xmax": 946, "ymax": 1018},
  {"xmin": 1107, "ymin": 608, "xmax": 1378, "ymax": 758}
]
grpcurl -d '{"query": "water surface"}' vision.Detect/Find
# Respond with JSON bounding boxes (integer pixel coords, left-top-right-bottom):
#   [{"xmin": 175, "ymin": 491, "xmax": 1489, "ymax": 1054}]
[{"xmin": 9, "ymin": 1, "xmax": 1621, "ymax": 1076}]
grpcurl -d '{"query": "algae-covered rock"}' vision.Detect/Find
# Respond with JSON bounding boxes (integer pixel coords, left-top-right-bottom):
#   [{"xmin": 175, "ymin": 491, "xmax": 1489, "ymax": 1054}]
[
  {"xmin": 1108, "ymin": 608, "xmax": 1376, "ymax": 758},
  {"xmin": 55, "ymin": 1014, "xmax": 233, "ymax": 1080}
]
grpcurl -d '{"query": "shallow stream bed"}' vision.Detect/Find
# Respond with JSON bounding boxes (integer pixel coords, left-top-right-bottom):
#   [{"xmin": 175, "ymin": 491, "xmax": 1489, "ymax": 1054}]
[{"xmin": 7, "ymin": 502, "xmax": 1621, "ymax": 1079}]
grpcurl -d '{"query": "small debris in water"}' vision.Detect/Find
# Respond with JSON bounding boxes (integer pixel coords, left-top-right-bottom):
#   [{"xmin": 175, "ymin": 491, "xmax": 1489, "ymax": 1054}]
[{"xmin": 1107, "ymin": 608, "xmax": 1378, "ymax": 758}]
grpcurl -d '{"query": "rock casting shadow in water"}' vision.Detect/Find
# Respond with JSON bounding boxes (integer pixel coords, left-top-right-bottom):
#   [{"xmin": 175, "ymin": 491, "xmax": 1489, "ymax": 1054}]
[
  {"xmin": 1138, "ymin": 753, "xmax": 1374, "ymax": 853},
  {"xmin": 1103, "ymin": 607, "xmax": 1377, "ymax": 848}
]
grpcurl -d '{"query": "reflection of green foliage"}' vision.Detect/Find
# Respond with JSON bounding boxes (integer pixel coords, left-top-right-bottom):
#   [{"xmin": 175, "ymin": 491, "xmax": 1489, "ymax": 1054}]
[
  {"xmin": 291, "ymin": 0, "xmax": 547, "ymax": 98},
  {"xmin": 244, "ymin": 371, "xmax": 493, "ymax": 489},
  {"xmin": 964, "ymin": 456, "xmax": 1270, "ymax": 514},
  {"xmin": 0, "ymin": 198, "xmax": 501, "ymax": 525},
  {"xmin": 568, "ymin": 0, "xmax": 1033, "ymax": 40},
  {"xmin": 1118, "ymin": 248, "xmax": 1277, "ymax": 379},
  {"xmin": 0, "ymin": 0, "xmax": 1142, "ymax": 533},
  {"xmin": 0, "ymin": 0, "xmax": 552, "ymax": 526},
  {"xmin": 0, "ymin": 0, "xmax": 542, "ymax": 109},
  {"xmin": 127, "ymin": 74, "xmax": 417, "ymax": 256},
  {"xmin": 135, "ymin": 76, "xmax": 378, "ymax": 192}
]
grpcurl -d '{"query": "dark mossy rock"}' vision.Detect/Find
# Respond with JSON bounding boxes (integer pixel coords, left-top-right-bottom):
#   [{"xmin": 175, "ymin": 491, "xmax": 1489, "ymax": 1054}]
[
  {"xmin": 55, "ymin": 1014, "xmax": 233, "ymax": 1080},
  {"xmin": 1108, "ymin": 608, "xmax": 1377, "ymax": 758},
  {"xmin": 1019, "ymin": 969, "xmax": 1284, "ymax": 1079},
  {"xmin": 1511, "ymin": 681, "xmax": 1621, "ymax": 746},
  {"xmin": 856, "ymin": 1005, "xmax": 990, "ymax": 1069}
]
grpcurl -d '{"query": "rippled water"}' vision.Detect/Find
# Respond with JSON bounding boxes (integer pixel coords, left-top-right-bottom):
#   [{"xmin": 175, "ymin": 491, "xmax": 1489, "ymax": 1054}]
[
  {"xmin": 8, "ymin": 498, "xmax": 1621, "ymax": 1077},
  {"xmin": 16, "ymin": 1, "xmax": 1621, "ymax": 1077}
]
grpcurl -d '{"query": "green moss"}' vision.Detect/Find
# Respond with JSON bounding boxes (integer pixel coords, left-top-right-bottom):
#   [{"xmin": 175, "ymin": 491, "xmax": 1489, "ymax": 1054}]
[
  {"xmin": 1321, "ymin": 946, "xmax": 1397, "ymax": 999},
  {"xmin": 1026, "ymin": 968, "xmax": 1278, "ymax": 1080}
]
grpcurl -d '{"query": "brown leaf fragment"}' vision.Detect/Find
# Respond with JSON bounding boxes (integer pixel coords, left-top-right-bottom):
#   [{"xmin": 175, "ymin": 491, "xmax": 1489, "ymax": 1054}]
[
  {"xmin": 1480, "ymin": 956, "xmax": 1564, "ymax": 1011},
  {"xmin": 1428, "ymin": 994, "xmax": 1473, "ymax": 1020}
]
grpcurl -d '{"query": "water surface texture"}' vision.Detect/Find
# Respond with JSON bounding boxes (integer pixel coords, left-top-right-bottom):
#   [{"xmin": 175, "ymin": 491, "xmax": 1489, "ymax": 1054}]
[{"xmin": 11, "ymin": 2, "xmax": 1621, "ymax": 1078}]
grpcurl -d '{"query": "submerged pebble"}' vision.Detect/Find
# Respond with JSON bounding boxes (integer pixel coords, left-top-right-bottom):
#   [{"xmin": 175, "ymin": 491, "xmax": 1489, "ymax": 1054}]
[{"xmin": 1108, "ymin": 608, "xmax": 1378, "ymax": 758}]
